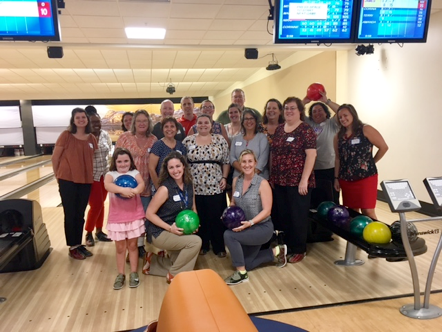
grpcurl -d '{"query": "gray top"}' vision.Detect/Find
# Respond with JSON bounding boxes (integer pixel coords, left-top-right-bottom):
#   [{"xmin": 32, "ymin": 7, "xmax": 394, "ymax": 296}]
[
  {"xmin": 305, "ymin": 117, "xmax": 339, "ymax": 170},
  {"xmin": 230, "ymin": 132, "xmax": 269, "ymax": 179},
  {"xmin": 233, "ymin": 174, "xmax": 271, "ymax": 224}
]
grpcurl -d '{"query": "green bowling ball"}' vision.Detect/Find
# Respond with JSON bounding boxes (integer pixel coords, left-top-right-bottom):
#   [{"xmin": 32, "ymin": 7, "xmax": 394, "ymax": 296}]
[
  {"xmin": 349, "ymin": 215, "xmax": 372, "ymax": 237},
  {"xmin": 316, "ymin": 201, "xmax": 337, "ymax": 221},
  {"xmin": 175, "ymin": 210, "xmax": 200, "ymax": 235}
]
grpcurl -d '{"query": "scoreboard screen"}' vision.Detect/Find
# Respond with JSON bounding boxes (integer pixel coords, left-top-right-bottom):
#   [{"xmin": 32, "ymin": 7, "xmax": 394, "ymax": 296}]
[
  {"xmin": 0, "ymin": 0, "xmax": 61, "ymax": 41},
  {"xmin": 274, "ymin": 0, "xmax": 357, "ymax": 44}
]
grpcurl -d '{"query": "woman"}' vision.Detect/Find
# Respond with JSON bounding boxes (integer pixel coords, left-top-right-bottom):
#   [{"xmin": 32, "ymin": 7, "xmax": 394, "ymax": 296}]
[
  {"xmin": 84, "ymin": 110, "xmax": 113, "ymax": 246},
  {"xmin": 145, "ymin": 152, "xmax": 202, "ymax": 284},
  {"xmin": 304, "ymin": 92, "xmax": 341, "ymax": 205},
  {"xmin": 149, "ymin": 117, "xmax": 187, "ymax": 192},
  {"xmin": 260, "ymin": 98, "xmax": 284, "ymax": 145},
  {"xmin": 270, "ymin": 97, "xmax": 317, "ymax": 264},
  {"xmin": 116, "ymin": 109, "xmax": 157, "ymax": 256},
  {"xmin": 121, "ymin": 112, "xmax": 133, "ymax": 132},
  {"xmin": 224, "ymin": 103, "xmax": 242, "ymax": 141},
  {"xmin": 230, "ymin": 110, "xmax": 269, "ymax": 179},
  {"xmin": 52, "ymin": 108, "xmax": 97, "ymax": 260},
  {"xmin": 188, "ymin": 100, "xmax": 230, "ymax": 144},
  {"xmin": 182, "ymin": 114, "xmax": 230, "ymax": 257},
  {"xmin": 224, "ymin": 150, "xmax": 287, "ymax": 285},
  {"xmin": 334, "ymin": 104, "xmax": 388, "ymax": 220}
]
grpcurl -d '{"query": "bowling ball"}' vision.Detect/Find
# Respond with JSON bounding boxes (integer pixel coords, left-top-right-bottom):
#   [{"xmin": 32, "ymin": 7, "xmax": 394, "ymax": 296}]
[
  {"xmin": 316, "ymin": 201, "xmax": 337, "ymax": 221},
  {"xmin": 115, "ymin": 174, "xmax": 138, "ymax": 199},
  {"xmin": 306, "ymin": 83, "xmax": 325, "ymax": 101},
  {"xmin": 363, "ymin": 221, "xmax": 392, "ymax": 244},
  {"xmin": 390, "ymin": 221, "xmax": 418, "ymax": 244},
  {"xmin": 327, "ymin": 205, "xmax": 351, "ymax": 228},
  {"xmin": 175, "ymin": 210, "xmax": 200, "ymax": 235},
  {"xmin": 349, "ymin": 215, "xmax": 372, "ymax": 237},
  {"xmin": 221, "ymin": 206, "xmax": 246, "ymax": 230}
]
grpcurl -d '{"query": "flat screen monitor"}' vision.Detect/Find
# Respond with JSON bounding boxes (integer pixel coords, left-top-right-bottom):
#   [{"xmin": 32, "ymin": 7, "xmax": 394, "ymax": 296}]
[
  {"xmin": 381, "ymin": 180, "xmax": 421, "ymax": 213},
  {"xmin": 423, "ymin": 177, "xmax": 442, "ymax": 209},
  {"xmin": 274, "ymin": 0, "xmax": 357, "ymax": 44},
  {"xmin": 354, "ymin": 0, "xmax": 432, "ymax": 43},
  {"xmin": 0, "ymin": 0, "xmax": 61, "ymax": 41}
]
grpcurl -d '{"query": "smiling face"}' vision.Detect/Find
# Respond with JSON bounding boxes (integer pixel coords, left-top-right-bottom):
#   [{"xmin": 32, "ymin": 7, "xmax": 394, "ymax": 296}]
[
  {"xmin": 240, "ymin": 152, "xmax": 257, "ymax": 176},
  {"xmin": 167, "ymin": 158, "xmax": 184, "ymax": 181},
  {"xmin": 89, "ymin": 114, "xmax": 101, "ymax": 135},
  {"xmin": 312, "ymin": 105, "xmax": 328, "ymax": 124},
  {"xmin": 242, "ymin": 113, "xmax": 256, "ymax": 132},
  {"xmin": 123, "ymin": 114, "xmax": 133, "ymax": 131},
  {"xmin": 231, "ymin": 91, "xmax": 245, "ymax": 108},
  {"xmin": 228, "ymin": 106, "xmax": 241, "ymax": 124},
  {"xmin": 134, "ymin": 113, "xmax": 149, "ymax": 135},
  {"xmin": 196, "ymin": 116, "xmax": 212, "ymax": 136},
  {"xmin": 162, "ymin": 120, "xmax": 177, "ymax": 139},
  {"xmin": 284, "ymin": 102, "xmax": 301, "ymax": 123},
  {"xmin": 74, "ymin": 111, "xmax": 89, "ymax": 129},
  {"xmin": 265, "ymin": 101, "xmax": 281, "ymax": 122},
  {"xmin": 200, "ymin": 101, "xmax": 215, "ymax": 118},
  {"xmin": 181, "ymin": 98, "xmax": 194, "ymax": 117},
  {"xmin": 338, "ymin": 108, "xmax": 354, "ymax": 128},
  {"xmin": 161, "ymin": 100, "xmax": 175, "ymax": 117},
  {"xmin": 115, "ymin": 153, "xmax": 131, "ymax": 174}
]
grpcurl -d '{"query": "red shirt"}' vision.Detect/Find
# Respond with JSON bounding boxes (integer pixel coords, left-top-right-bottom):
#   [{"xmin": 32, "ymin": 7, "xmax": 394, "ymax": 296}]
[{"xmin": 178, "ymin": 114, "xmax": 197, "ymax": 135}]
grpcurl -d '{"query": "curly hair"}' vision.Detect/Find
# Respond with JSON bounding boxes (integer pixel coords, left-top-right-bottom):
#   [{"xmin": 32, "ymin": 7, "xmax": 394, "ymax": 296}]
[
  {"xmin": 308, "ymin": 102, "xmax": 331, "ymax": 120},
  {"xmin": 158, "ymin": 151, "xmax": 193, "ymax": 186}
]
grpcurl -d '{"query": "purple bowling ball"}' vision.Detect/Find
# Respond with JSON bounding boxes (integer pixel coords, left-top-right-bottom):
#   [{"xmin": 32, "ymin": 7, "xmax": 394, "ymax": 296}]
[
  {"xmin": 327, "ymin": 205, "xmax": 351, "ymax": 229},
  {"xmin": 221, "ymin": 206, "xmax": 246, "ymax": 230}
]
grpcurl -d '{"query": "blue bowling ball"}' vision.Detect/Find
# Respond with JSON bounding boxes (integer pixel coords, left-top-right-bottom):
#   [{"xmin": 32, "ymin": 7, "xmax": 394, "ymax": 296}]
[{"xmin": 114, "ymin": 174, "xmax": 138, "ymax": 199}]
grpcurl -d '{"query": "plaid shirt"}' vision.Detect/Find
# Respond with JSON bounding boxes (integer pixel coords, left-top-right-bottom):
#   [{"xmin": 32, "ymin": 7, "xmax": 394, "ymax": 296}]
[{"xmin": 93, "ymin": 130, "xmax": 112, "ymax": 181}]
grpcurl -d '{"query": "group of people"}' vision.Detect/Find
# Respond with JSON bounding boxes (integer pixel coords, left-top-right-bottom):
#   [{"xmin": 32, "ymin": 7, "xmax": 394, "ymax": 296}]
[{"xmin": 51, "ymin": 87, "xmax": 388, "ymax": 289}]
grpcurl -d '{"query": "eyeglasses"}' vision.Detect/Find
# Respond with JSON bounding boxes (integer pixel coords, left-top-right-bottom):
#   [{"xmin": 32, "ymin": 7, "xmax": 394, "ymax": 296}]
[
  {"xmin": 284, "ymin": 106, "xmax": 298, "ymax": 111},
  {"xmin": 243, "ymin": 117, "xmax": 255, "ymax": 121},
  {"xmin": 202, "ymin": 106, "xmax": 214, "ymax": 110}
]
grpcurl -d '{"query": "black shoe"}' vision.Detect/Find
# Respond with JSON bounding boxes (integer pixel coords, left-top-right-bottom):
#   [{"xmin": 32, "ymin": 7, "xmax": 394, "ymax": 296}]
[
  {"xmin": 96, "ymin": 231, "xmax": 112, "ymax": 242},
  {"xmin": 138, "ymin": 246, "xmax": 147, "ymax": 258},
  {"xmin": 85, "ymin": 233, "xmax": 95, "ymax": 247},
  {"xmin": 77, "ymin": 245, "xmax": 93, "ymax": 257}
]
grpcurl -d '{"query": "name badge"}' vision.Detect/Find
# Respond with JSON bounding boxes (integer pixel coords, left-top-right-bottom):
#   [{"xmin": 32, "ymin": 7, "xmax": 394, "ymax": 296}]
[
  {"xmin": 177, "ymin": 130, "xmax": 182, "ymax": 134},
  {"xmin": 235, "ymin": 141, "xmax": 243, "ymax": 146},
  {"xmin": 148, "ymin": 148, "xmax": 151, "ymax": 153},
  {"xmin": 286, "ymin": 137, "xmax": 294, "ymax": 142},
  {"xmin": 173, "ymin": 195, "xmax": 181, "ymax": 202},
  {"xmin": 351, "ymin": 138, "xmax": 360, "ymax": 145},
  {"xmin": 233, "ymin": 191, "xmax": 240, "ymax": 198},
  {"xmin": 89, "ymin": 143, "xmax": 94, "ymax": 149},
  {"xmin": 189, "ymin": 145, "xmax": 196, "ymax": 150}
]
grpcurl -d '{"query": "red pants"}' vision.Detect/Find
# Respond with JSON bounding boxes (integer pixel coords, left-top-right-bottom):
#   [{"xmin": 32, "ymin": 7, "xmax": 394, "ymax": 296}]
[{"xmin": 85, "ymin": 176, "xmax": 108, "ymax": 233}]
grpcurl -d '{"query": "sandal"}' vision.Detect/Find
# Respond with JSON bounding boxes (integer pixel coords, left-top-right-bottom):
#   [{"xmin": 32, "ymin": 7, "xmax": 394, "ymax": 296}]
[{"xmin": 142, "ymin": 252, "xmax": 154, "ymax": 275}]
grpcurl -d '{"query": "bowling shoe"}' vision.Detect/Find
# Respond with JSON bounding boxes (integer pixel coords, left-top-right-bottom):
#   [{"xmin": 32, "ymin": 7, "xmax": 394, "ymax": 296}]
[
  {"xmin": 96, "ymin": 231, "xmax": 112, "ymax": 242},
  {"xmin": 288, "ymin": 252, "xmax": 306, "ymax": 264},
  {"xmin": 275, "ymin": 244, "xmax": 288, "ymax": 268},
  {"xmin": 85, "ymin": 233, "xmax": 95, "ymax": 247},
  {"xmin": 68, "ymin": 248, "xmax": 86, "ymax": 260},
  {"xmin": 77, "ymin": 245, "xmax": 93, "ymax": 257}
]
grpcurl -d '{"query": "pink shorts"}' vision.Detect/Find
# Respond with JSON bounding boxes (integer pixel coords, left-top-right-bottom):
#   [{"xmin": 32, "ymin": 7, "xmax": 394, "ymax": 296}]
[{"xmin": 107, "ymin": 218, "xmax": 145, "ymax": 242}]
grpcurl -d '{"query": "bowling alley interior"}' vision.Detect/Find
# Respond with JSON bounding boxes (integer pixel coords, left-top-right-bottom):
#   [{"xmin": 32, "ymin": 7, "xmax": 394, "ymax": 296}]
[{"xmin": 1, "ymin": 1, "xmax": 442, "ymax": 331}]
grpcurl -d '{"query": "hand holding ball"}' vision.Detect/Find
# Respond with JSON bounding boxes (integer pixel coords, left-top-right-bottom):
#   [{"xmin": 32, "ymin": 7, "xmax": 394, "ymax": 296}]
[
  {"xmin": 306, "ymin": 83, "xmax": 325, "ymax": 101},
  {"xmin": 175, "ymin": 210, "xmax": 200, "ymax": 235},
  {"xmin": 114, "ymin": 175, "xmax": 138, "ymax": 199}
]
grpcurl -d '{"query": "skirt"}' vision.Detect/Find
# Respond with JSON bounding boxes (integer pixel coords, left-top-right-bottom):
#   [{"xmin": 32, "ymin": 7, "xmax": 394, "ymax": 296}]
[
  {"xmin": 339, "ymin": 174, "xmax": 378, "ymax": 209},
  {"xmin": 107, "ymin": 218, "xmax": 145, "ymax": 242}
]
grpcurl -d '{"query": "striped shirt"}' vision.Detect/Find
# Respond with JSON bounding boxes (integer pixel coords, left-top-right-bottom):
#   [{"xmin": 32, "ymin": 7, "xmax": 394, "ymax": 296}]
[{"xmin": 92, "ymin": 130, "xmax": 112, "ymax": 181}]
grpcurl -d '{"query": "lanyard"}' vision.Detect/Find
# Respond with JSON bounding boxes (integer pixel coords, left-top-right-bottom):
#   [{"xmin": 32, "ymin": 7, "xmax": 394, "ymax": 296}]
[{"xmin": 177, "ymin": 187, "xmax": 189, "ymax": 209}]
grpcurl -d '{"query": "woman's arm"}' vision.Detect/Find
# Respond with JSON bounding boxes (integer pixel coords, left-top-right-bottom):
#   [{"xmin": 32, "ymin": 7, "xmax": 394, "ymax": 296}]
[
  {"xmin": 229, "ymin": 137, "xmax": 242, "ymax": 173},
  {"xmin": 146, "ymin": 186, "xmax": 183, "ymax": 235},
  {"xmin": 363, "ymin": 125, "xmax": 389, "ymax": 163},
  {"xmin": 256, "ymin": 134, "xmax": 270, "ymax": 173},
  {"xmin": 220, "ymin": 124, "xmax": 230, "ymax": 148},
  {"xmin": 230, "ymin": 177, "xmax": 238, "ymax": 206},
  {"xmin": 333, "ymin": 135, "xmax": 341, "ymax": 192},
  {"xmin": 133, "ymin": 173, "xmax": 146, "ymax": 195},
  {"xmin": 148, "ymin": 153, "xmax": 160, "ymax": 190},
  {"xmin": 51, "ymin": 145, "xmax": 64, "ymax": 175},
  {"xmin": 298, "ymin": 148, "xmax": 316, "ymax": 195}
]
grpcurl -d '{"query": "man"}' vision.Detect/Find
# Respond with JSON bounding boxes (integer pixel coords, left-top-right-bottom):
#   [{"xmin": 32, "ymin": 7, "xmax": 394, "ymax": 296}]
[
  {"xmin": 215, "ymin": 89, "xmax": 262, "ymax": 125},
  {"xmin": 177, "ymin": 96, "xmax": 197, "ymax": 135},
  {"xmin": 152, "ymin": 99, "xmax": 186, "ymax": 141}
]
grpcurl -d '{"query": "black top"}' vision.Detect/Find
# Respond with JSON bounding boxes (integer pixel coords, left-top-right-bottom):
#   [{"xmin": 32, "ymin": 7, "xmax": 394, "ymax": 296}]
[{"xmin": 152, "ymin": 122, "xmax": 186, "ymax": 141}]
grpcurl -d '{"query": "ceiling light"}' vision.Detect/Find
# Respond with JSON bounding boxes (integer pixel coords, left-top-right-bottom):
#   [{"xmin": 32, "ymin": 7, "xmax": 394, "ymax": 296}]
[
  {"xmin": 125, "ymin": 27, "xmax": 166, "ymax": 40},
  {"xmin": 266, "ymin": 53, "xmax": 281, "ymax": 71}
]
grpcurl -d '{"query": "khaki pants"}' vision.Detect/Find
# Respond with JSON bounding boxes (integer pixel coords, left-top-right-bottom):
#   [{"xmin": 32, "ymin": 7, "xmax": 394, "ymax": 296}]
[{"xmin": 151, "ymin": 231, "xmax": 202, "ymax": 277}]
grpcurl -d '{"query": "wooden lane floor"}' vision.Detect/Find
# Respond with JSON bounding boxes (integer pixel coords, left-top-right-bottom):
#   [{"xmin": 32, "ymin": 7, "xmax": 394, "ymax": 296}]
[
  {"xmin": 0, "ymin": 202, "xmax": 441, "ymax": 331},
  {"xmin": 0, "ymin": 163, "xmax": 54, "ymax": 197},
  {"xmin": 0, "ymin": 155, "xmax": 51, "ymax": 177},
  {"xmin": 21, "ymin": 178, "xmax": 61, "ymax": 208}
]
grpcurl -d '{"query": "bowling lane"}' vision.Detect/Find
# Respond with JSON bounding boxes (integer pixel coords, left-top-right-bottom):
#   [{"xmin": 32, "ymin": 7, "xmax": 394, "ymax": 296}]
[
  {"xmin": 0, "ymin": 163, "xmax": 54, "ymax": 197},
  {"xmin": 22, "ymin": 179, "xmax": 61, "ymax": 207},
  {"xmin": 0, "ymin": 155, "xmax": 52, "ymax": 177}
]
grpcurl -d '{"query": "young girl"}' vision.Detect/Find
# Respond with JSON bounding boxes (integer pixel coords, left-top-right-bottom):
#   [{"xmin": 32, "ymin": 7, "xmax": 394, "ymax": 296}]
[{"xmin": 104, "ymin": 148, "xmax": 145, "ymax": 290}]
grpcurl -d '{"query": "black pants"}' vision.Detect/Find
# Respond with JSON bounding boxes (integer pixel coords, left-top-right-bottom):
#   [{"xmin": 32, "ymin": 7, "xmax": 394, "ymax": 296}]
[
  {"xmin": 273, "ymin": 185, "xmax": 312, "ymax": 254},
  {"xmin": 312, "ymin": 168, "xmax": 340, "ymax": 205},
  {"xmin": 58, "ymin": 179, "xmax": 92, "ymax": 247},
  {"xmin": 195, "ymin": 193, "xmax": 227, "ymax": 255}
]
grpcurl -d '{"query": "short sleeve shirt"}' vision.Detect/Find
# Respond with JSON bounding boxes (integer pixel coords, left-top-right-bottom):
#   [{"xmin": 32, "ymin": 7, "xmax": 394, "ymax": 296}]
[{"xmin": 151, "ymin": 139, "xmax": 187, "ymax": 175}]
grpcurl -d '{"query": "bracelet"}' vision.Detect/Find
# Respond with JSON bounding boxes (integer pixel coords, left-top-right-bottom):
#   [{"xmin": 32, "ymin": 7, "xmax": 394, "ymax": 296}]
[
  {"xmin": 222, "ymin": 177, "xmax": 227, "ymax": 180},
  {"xmin": 249, "ymin": 220, "xmax": 254, "ymax": 226}
]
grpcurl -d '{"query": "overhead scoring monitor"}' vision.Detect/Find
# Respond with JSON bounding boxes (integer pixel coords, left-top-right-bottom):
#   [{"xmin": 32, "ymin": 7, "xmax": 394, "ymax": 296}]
[
  {"xmin": 423, "ymin": 177, "xmax": 442, "ymax": 209},
  {"xmin": 381, "ymin": 180, "xmax": 421, "ymax": 213}
]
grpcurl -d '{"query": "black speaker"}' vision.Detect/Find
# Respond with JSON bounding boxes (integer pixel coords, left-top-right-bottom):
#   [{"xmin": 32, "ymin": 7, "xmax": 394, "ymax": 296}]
[
  {"xmin": 245, "ymin": 48, "xmax": 258, "ymax": 60},
  {"xmin": 47, "ymin": 46, "xmax": 63, "ymax": 59}
]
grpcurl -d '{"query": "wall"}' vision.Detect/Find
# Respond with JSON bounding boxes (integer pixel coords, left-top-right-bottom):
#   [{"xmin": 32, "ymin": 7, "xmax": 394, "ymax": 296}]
[{"xmin": 340, "ymin": 11, "xmax": 442, "ymax": 203}]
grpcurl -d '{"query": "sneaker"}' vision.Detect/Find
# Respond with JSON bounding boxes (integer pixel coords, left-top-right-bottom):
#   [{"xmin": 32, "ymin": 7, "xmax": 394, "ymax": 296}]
[
  {"xmin": 138, "ymin": 246, "xmax": 147, "ymax": 258},
  {"xmin": 77, "ymin": 245, "xmax": 93, "ymax": 257},
  {"xmin": 68, "ymin": 248, "xmax": 86, "ymax": 260},
  {"xmin": 96, "ymin": 231, "xmax": 112, "ymax": 242},
  {"xmin": 85, "ymin": 233, "xmax": 95, "ymax": 247},
  {"xmin": 166, "ymin": 272, "xmax": 174, "ymax": 284},
  {"xmin": 113, "ymin": 274, "xmax": 125, "ymax": 290},
  {"xmin": 129, "ymin": 272, "xmax": 140, "ymax": 288},
  {"xmin": 217, "ymin": 251, "xmax": 227, "ymax": 258},
  {"xmin": 225, "ymin": 271, "xmax": 249, "ymax": 285},
  {"xmin": 275, "ymin": 244, "xmax": 288, "ymax": 268},
  {"xmin": 288, "ymin": 252, "xmax": 306, "ymax": 264},
  {"xmin": 142, "ymin": 252, "xmax": 154, "ymax": 275}
]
